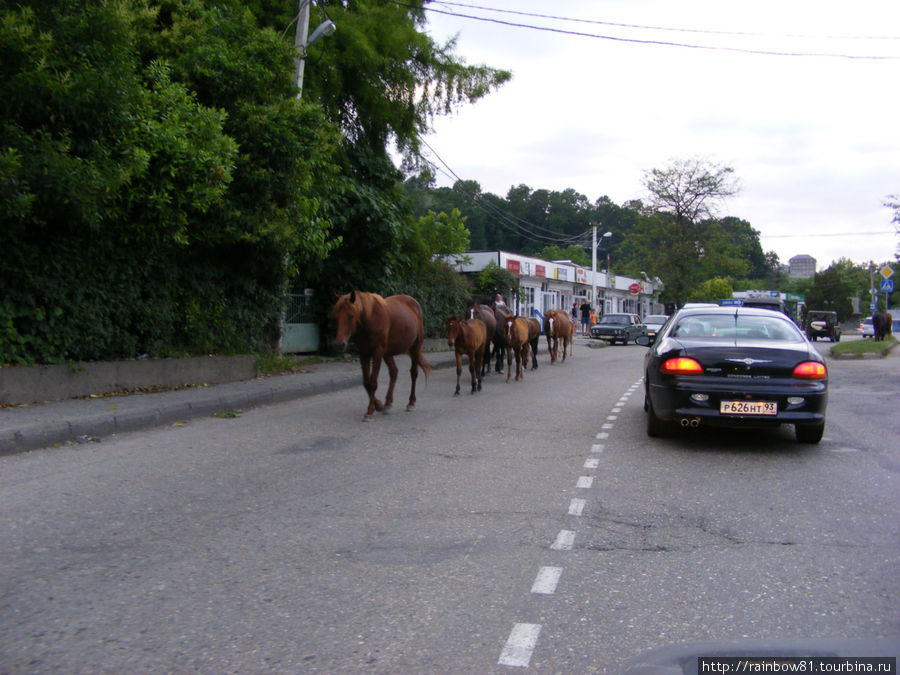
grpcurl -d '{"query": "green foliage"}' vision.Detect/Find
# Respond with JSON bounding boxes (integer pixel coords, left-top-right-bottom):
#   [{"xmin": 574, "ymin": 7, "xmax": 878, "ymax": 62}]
[
  {"xmin": 689, "ymin": 277, "xmax": 734, "ymax": 303},
  {"xmin": 385, "ymin": 260, "xmax": 472, "ymax": 339},
  {"xmin": 405, "ymin": 208, "xmax": 471, "ymax": 265},
  {"xmin": 470, "ymin": 262, "xmax": 519, "ymax": 302},
  {"xmin": 535, "ymin": 245, "xmax": 591, "ymax": 267}
]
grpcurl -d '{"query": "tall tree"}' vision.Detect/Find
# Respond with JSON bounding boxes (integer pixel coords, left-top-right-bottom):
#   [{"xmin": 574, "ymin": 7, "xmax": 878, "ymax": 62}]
[{"xmin": 641, "ymin": 158, "xmax": 741, "ymax": 306}]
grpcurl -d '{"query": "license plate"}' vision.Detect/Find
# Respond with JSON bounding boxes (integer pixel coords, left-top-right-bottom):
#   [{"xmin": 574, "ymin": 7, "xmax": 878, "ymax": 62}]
[{"xmin": 720, "ymin": 400, "xmax": 777, "ymax": 415}]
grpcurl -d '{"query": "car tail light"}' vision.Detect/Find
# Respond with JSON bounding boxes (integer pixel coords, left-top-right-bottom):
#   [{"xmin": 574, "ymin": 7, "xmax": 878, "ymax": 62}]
[
  {"xmin": 660, "ymin": 357, "xmax": 703, "ymax": 375},
  {"xmin": 793, "ymin": 361, "xmax": 827, "ymax": 379}
]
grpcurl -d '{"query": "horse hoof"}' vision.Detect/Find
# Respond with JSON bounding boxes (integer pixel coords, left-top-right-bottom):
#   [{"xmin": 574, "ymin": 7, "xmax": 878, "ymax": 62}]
[
  {"xmin": 406, "ymin": 403, "xmax": 416, "ymax": 412},
  {"xmin": 454, "ymin": 391, "xmax": 460, "ymax": 396},
  {"xmin": 362, "ymin": 414, "xmax": 375, "ymax": 422}
]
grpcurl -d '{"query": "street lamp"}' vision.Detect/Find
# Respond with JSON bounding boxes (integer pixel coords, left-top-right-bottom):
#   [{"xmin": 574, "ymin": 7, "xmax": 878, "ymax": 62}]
[
  {"xmin": 294, "ymin": 0, "xmax": 336, "ymax": 99},
  {"xmin": 591, "ymin": 226, "xmax": 612, "ymax": 311}
]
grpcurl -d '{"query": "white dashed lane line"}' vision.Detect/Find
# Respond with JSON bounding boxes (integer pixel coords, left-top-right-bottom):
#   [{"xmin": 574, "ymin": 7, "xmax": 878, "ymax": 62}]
[
  {"xmin": 499, "ymin": 623, "xmax": 542, "ymax": 668},
  {"xmin": 498, "ymin": 379, "xmax": 644, "ymax": 668},
  {"xmin": 531, "ymin": 566, "xmax": 563, "ymax": 595}
]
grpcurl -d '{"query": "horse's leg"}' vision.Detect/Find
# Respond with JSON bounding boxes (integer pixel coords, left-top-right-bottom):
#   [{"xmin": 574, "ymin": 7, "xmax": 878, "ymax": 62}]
[
  {"xmin": 454, "ymin": 350, "xmax": 462, "ymax": 396},
  {"xmin": 474, "ymin": 345, "xmax": 483, "ymax": 392},
  {"xmin": 495, "ymin": 337, "xmax": 504, "ymax": 374},
  {"xmin": 506, "ymin": 346, "xmax": 513, "ymax": 383},
  {"xmin": 382, "ymin": 354, "xmax": 398, "ymax": 412},
  {"xmin": 360, "ymin": 354, "xmax": 378, "ymax": 420},
  {"xmin": 406, "ymin": 348, "xmax": 420, "ymax": 411},
  {"xmin": 467, "ymin": 349, "xmax": 478, "ymax": 394}
]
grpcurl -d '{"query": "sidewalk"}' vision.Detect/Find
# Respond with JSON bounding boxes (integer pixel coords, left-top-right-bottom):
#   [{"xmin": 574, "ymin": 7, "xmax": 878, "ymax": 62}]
[{"xmin": 0, "ymin": 351, "xmax": 459, "ymax": 456}]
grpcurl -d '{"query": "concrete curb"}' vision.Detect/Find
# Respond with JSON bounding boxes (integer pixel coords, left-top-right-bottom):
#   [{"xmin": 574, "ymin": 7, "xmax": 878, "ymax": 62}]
[{"xmin": 0, "ymin": 352, "xmax": 457, "ymax": 456}]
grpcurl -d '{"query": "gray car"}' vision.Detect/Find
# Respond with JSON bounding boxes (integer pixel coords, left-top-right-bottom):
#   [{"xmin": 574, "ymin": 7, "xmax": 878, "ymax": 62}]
[{"xmin": 590, "ymin": 313, "xmax": 646, "ymax": 344}]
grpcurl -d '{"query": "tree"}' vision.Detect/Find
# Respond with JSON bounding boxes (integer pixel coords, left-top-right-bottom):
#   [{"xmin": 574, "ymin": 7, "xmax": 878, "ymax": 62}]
[
  {"xmin": 640, "ymin": 158, "xmax": 741, "ymax": 306},
  {"xmin": 689, "ymin": 277, "xmax": 734, "ymax": 304},
  {"xmin": 884, "ymin": 193, "xmax": 900, "ymax": 258},
  {"xmin": 643, "ymin": 158, "xmax": 740, "ymax": 224},
  {"xmin": 535, "ymin": 245, "xmax": 591, "ymax": 268},
  {"xmin": 471, "ymin": 262, "xmax": 519, "ymax": 303},
  {"xmin": 804, "ymin": 265, "xmax": 853, "ymax": 320}
]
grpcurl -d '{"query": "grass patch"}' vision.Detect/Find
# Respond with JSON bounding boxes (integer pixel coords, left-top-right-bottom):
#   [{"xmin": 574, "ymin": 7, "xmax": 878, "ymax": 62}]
[
  {"xmin": 830, "ymin": 336, "xmax": 896, "ymax": 358},
  {"xmin": 255, "ymin": 351, "xmax": 331, "ymax": 375}
]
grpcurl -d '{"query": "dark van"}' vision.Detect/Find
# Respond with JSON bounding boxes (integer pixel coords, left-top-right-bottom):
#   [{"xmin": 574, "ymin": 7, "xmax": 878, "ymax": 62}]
[{"xmin": 805, "ymin": 310, "xmax": 841, "ymax": 342}]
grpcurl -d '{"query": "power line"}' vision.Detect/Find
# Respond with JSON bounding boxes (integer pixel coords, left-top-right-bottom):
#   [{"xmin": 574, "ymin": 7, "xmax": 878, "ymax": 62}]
[
  {"xmin": 418, "ymin": 136, "xmax": 594, "ymax": 247},
  {"xmin": 761, "ymin": 231, "xmax": 895, "ymax": 238},
  {"xmin": 409, "ymin": 2, "xmax": 900, "ymax": 60},
  {"xmin": 431, "ymin": 1, "xmax": 900, "ymax": 42}
]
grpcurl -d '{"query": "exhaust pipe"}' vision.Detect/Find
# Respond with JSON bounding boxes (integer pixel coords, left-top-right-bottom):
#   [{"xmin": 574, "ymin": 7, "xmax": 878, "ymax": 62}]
[{"xmin": 680, "ymin": 417, "xmax": 701, "ymax": 428}]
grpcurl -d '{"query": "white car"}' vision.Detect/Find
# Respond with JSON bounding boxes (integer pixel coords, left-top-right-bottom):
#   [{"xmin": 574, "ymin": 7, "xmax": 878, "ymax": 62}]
[
  {"xmin": 860, "ymin": 317, "xmax": 874, "ymax": 338},
  {"xmin": 643, "ymin": 314, "xmax": 670, "ymax": 340}
]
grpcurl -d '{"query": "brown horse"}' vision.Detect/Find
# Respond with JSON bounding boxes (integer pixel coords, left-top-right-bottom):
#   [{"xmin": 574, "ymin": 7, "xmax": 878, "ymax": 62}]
[
  {"xmin": 447, "ymin": 316, "xmax": 487, "ymax": 395},
  {"xmin": 466, "ymin": 300, "xmax": 497, "ymax": 378},
  {"xmin": 525, "ymin": 316, "xmax": 541, "ymax": 370},
  {"xmin": 503, "ymin": 315, "xmax": 531, "ymax": 382},
  {"xmin": 545, "ymin": 309, "xmax": 574, "ymax": 364},
  {"xmin": 491, "ymin": 300, "xmax": 513, "ymax": 374},
  {"xmin": 332, "ymin": 291, "xmax": 432, "ymax": 421}
]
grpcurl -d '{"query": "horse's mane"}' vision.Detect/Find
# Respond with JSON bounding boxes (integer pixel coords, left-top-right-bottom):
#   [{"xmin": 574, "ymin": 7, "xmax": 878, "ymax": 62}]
[{"xmin": 336, "ymin": 290, "xmax": 386, "ymax": 319}]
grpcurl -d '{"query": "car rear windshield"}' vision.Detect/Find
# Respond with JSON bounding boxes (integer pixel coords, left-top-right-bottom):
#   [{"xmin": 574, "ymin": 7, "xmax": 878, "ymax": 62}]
[
  {"xmin": 598, "ymin": 315, "xmax": 631, "ymax": 325},
  {"xmin": 672, "ymin": 314, "xmax": 804, "ymax": 342}
]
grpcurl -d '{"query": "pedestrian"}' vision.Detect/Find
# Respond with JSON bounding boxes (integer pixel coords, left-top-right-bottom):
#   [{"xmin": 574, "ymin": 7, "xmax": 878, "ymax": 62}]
[
  {"xmin": 571, "ymin": 302, "xmax": 578, "ymax": 325},
  {"xmin": 580, "ymin": 299, "xmax": 591, "ymax": 336},
  {"xmin": 495, "ymin": 293, "xmax": 506, "ymax": 308}
]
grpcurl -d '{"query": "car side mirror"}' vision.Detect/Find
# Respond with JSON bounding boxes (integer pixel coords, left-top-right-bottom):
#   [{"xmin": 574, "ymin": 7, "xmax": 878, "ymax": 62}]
[{"xmin": 635, "ymin": 334, "xmax": 654, "ymax": 347}]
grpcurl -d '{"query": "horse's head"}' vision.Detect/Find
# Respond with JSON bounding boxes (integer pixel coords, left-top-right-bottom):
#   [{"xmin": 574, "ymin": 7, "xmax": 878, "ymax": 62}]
[
  {"xmin": 504, "ymin": 315, "xmax": 516, "ymax": 339},
  {"xmin": 332, "ymin": 291, "xmax": 361, "ymax": 351},
  {"xmin": 447, "ymin": 316, "xmax": 462, "ymax": 346}
]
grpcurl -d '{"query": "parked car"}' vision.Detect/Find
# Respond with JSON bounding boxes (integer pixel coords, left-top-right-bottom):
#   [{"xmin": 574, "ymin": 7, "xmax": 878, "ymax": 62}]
[
  {"xmin": 636, "ymin": 306, "xmax": 828, "ymax": 443},
  {"xmin": 643, "ymin": 314, "xmax": 670, "ymax": 341},
  {"xmin": 805, "ymin": 310, "xmax": 841, "ymax": 342},
  {"xmin": 860, "ymin": 317, "xmax": 875, "ymax": 338},
  {"xmin": 590, "ymin": 313, "xmax": 645, "ymax": 344}
]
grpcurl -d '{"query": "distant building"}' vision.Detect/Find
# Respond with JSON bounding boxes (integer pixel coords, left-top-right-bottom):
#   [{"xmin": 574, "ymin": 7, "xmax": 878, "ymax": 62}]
[{"xmin": 788, "ymin": 254, "xmax": 816, "ymax": 279}]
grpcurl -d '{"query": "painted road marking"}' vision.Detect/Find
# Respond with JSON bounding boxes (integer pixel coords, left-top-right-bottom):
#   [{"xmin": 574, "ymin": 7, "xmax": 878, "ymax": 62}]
[
  {"xmin": 576, "ymin": 476, "xmax": 593, "ymax": 489},
  {"xmin": 584, "ymin": 457, "xmax": 599, "ymax": 469},
  {"xmin": 499, "ymin": 623, "xmax": 542, "ymax": 667},
  {"xmin": 568, "ymin": 498, "xmax": 586, "ymax": 516},
  {"xmin": 591, "ymin": 444, "xmax": 604, "ymax": 453},
  {"xmin": 550, "ymin": 530, "xmax": 575, "ymax": 550},
  {"xmin": 531, "ymin": 566, "xmax": 563, "ymax": 594}
]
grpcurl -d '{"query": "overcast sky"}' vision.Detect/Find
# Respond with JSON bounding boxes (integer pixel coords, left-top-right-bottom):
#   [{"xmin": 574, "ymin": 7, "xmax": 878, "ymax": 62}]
[{"xmin": 420, "ymin": 0, "xmax": 900, "ymax": 271}]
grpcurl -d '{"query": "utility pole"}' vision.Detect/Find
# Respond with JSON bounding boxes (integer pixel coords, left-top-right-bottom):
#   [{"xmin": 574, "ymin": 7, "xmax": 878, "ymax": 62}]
[
  {"xmin": 591, "ymin": 225, "xmax": 597, "ymax": 309},
  {"xmin": 293, "ymin": 0, "xmax": 311, "ymax": 99}
]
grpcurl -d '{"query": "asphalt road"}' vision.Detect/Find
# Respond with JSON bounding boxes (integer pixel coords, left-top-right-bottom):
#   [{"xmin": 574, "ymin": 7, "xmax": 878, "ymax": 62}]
[{"xmin": 2, "ymin": 340, "xmax": 898, "ymax": 673}]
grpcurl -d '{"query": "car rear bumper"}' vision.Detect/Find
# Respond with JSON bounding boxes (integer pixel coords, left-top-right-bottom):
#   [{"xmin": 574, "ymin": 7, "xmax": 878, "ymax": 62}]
[{"xmin": 648, "ymin": 380, "xmax": 827, "ymax": 427}]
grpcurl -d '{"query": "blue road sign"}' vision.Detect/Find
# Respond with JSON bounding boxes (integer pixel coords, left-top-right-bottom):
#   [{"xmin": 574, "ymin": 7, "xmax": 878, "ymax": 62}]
[{"xmin": 881, "ymin": 279, "xmax": 894, "ymax": 293}]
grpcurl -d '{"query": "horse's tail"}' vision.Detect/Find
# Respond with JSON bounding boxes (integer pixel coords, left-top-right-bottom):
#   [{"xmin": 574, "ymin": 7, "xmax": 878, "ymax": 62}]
[{"xmin": 416, "ymin": 350, "xmax": 433, "ymax": 379}]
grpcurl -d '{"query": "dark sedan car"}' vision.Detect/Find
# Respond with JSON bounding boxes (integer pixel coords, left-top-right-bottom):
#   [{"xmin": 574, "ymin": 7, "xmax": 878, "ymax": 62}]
[
  {"xmin": 637, "ymin": 306, "xmax": 828, "ymax": 443},
  {"xmin": 590, "ymin": 313, "xmax": 645, "ymax": 344}
]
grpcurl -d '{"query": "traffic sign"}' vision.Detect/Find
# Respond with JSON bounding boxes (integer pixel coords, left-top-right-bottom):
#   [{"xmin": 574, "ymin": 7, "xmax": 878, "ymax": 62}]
[
  {"xmin": 881, "ymin": 279, "xmax": 894, "ymax": 293},
  {"xmin": 881, "ymin": 265, "xmax": 894, "ymax": 280},
  {"xmin": 629, "ymin": 282, "xmax": 640, "ymax": 294}
]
